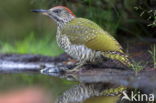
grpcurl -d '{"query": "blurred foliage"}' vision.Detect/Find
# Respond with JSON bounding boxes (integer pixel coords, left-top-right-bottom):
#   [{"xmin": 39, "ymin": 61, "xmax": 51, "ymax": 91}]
[
  {"xmin": 131, "ymin": 61, "xmax": 144, "ymax": 72},
  {"xmin": 0, "ymin": 0, "xmax": 155, "ymax": 56},
  {"xmin": 148, "ymin": 45, "xmax": 156, "ymax": 68},
  {"xmin": 0, "ymin": 33, "xmax": 63, "ymax": 56}
]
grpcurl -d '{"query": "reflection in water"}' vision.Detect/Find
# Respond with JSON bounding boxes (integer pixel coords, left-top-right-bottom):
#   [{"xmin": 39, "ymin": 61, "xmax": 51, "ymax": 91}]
[
  {"xmin": 0, "ymin": 73, "xmax": 76, "ymax": 103},
  {"xmin": 0, "ymin": 87, "xmax": 52, "ymax": 103},
  {"xmin": 0, "ymin": 73, "xmax": 124, "ymax": 103},
  {"xmin": 0, "ymin": 58, "xmax": 126, "ymax": 103},
  {"xmin": 56, "ymin": 83, "xmax": 123, "ymax": 103},
  {"xmin": 85, "ymin": 96, "xmax": 119, "ymax": 103}
]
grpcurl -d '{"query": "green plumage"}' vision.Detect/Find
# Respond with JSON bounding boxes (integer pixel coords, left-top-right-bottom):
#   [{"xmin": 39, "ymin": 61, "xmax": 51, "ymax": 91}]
[
  {"xmin": 102, "ymin": 86, "xmax": 127, "ymax": 96},
  {"xmin": 61, "ymin": 18, "xmax": 132, "ymax": 67},
  {"xmin": 62, "ymin": 18, "xmax": 122, "ymax": 51}
]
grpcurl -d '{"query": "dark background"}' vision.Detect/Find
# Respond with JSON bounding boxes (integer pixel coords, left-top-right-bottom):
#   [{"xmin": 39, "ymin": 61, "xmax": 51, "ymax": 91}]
[{"xmin": 0, "ymin": 0, "xmax": 155, "ymax": 56}]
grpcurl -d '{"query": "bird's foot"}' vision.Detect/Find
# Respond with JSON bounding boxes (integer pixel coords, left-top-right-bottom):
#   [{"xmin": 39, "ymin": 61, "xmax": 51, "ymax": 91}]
[
  {"xmin": 66, "ymin": 64, "xmax": 83, "ymax": 73},
  {"xmin": 65, "ymin": 62, "xmax": 85, "ymax": 73},
  {"xmin": 64, "ymin": 64, "xmax": 84, "ymax": 81}
]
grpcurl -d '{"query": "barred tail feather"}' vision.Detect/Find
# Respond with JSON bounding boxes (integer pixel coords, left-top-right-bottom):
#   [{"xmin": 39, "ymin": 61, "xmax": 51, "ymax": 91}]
[
  {"xmin": 102, "ymin": 51, "xmax": 133, "ymax": 67},
  {"xmin": 102, "ymin": 86, "xmax": 127, "ymax": 96}
]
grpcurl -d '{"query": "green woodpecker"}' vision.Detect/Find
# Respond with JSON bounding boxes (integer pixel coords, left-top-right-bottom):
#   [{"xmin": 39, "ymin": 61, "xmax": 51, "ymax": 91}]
[{"xmin": 33, "ymin": 6, "xmax": 132, "ymax": 71}]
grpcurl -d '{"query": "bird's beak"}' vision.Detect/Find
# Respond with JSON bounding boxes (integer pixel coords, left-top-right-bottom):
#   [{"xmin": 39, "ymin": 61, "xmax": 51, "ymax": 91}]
[{"xmin": 32, "ymin": 9, "xmax": 49, "ymax": 16}]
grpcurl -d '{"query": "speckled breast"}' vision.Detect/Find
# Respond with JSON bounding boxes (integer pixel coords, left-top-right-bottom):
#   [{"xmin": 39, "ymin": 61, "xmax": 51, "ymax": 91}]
[{"xmin": 56, "ymin": 29, "xmax": 101, "ymax": 62}]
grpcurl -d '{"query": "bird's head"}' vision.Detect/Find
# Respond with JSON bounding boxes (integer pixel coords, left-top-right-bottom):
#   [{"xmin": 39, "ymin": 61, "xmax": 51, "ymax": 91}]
[{"xmin": 32, "ymin": 6, "xmax": 75, "ymax": 25}]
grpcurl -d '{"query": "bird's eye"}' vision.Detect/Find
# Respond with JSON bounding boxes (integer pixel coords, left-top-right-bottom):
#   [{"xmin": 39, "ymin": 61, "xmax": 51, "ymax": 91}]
[{"xmin": 53, "ymin": 9, "xmax": 61, "ymax": 14}]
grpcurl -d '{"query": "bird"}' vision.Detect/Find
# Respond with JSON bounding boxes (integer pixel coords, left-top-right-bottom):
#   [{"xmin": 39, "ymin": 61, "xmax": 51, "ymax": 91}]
[
  {"xmin": 32, "ymin": 6, "xmax": 133, "ymax": 72},
  {"xmin": 56, "ymin": 83, "xmax": 126, "ymax": 103}
]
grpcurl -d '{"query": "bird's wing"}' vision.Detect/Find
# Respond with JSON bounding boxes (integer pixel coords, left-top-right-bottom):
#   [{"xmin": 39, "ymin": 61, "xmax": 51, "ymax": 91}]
[{"xmin": 61, "ymin": 18, "xmax": 123, "ymax": 52}]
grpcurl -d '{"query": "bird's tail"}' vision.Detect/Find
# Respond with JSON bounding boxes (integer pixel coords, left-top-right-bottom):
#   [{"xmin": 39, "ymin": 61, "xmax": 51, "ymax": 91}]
[
  {"xmin": 102, "ymin": 51, "xmax": 133, "ymax": 67},
  {"xmin": 102, "ymin": 86, "xmax": 127, "ymax": 96}
]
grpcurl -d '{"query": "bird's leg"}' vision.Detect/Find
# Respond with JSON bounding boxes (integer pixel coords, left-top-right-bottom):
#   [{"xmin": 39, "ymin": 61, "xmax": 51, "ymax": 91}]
[
  {"xmin": 66, "ymin": 61, "xmax": 86, "ymax": 73},
  {"xmin": 65, "ymin": 62, "xmax": 86, "ymax": 81}
]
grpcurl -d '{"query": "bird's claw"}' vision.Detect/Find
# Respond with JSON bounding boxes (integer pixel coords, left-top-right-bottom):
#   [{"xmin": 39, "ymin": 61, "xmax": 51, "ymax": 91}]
[{"xmin": 65, "ymin": 62, "xmax": 85, "ymax": 73}]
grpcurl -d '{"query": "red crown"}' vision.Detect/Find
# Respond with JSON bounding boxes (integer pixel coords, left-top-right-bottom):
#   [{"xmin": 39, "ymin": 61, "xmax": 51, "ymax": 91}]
[{"xmin": 53, "ymin": 6, "xmax": 75, "ymax": 16}]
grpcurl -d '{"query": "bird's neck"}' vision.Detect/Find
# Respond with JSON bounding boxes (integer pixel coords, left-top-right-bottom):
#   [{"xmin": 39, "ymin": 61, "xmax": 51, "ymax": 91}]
[{"xmin": 57, "ymin": 16, "xmax": 75, "ymax": 29}]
